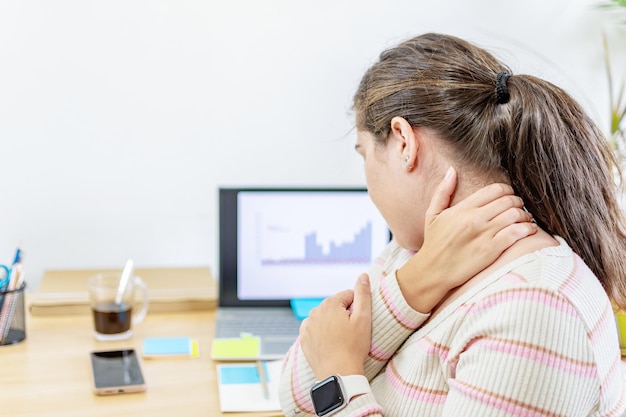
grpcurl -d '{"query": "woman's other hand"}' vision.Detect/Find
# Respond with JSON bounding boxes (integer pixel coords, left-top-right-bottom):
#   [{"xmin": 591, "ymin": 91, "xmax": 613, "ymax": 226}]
[{"xmin": 299, "ymin": 274, "xmax": 372, "ymax": 381}]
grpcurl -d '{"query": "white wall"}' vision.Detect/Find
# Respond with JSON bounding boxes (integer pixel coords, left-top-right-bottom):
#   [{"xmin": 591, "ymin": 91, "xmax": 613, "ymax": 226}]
[{"xmin": 0, "ymin": 0, "xmax": 623, "ymax": 290}]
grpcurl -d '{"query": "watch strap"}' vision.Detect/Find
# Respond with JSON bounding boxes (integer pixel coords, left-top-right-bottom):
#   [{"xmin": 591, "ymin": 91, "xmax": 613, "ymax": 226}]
[{"xmin": 338, "ymin": 374, "xmax": 370, "ymax": 400}]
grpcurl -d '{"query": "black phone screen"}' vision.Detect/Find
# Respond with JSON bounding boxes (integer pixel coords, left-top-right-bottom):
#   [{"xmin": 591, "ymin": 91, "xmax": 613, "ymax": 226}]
[{"xmin": 90, "ymin": 349, "xmax": 145, "ymax": 390}]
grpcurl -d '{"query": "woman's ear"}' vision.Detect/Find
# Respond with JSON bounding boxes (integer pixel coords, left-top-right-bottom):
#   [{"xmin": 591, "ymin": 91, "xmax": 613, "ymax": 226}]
[{"xmin": 390, "ymin": 116, "xmax": 418, "ymax": 171}]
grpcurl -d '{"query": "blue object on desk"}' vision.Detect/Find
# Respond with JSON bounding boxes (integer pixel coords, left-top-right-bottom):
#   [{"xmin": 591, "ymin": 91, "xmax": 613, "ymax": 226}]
[
  {"xmin": 290, "ymin": 298, "xmax": 324, "ymax": 320},
  {"xmin": 1, "ymin": 247, "xmax": 22, "ymax": 290},
  {"xmin": 143, "ymin": 337, "xmax": 198, "ymax": 356},
  {"xmin": 0, "ymin": 265, "xmax": 11, "ymax": 290},
  {"xmin": 219, "ymin": 363, "xmax": 267, "ymax": 384}
]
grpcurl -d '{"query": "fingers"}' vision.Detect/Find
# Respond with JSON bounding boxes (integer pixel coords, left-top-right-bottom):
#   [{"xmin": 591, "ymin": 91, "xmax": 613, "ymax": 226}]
[
  {"xmin": 489, "ymin": 205, "xmax": 533, "ymax": 227},
  {"xmin": 425, "ymin": 167, "xmax": 457, "ymax": 219},
  {"xmin": 310, "ymin": 276, "xmax": 371, "ymax": 322},
  {"xmin": 334, "ymin": 289, "xmax": 355, "ymax": 309},
  {"xmin": 478, "ymin": 195, "xmax": 527, "ymax": 222},
  {"xmin": 493, "ymin": 221, "xmax": 538, "ymax": 248},
  {"xmin": 298, "ymin": 276, "xmax": 373, "ymax": 380},
  {"xmin": 350, "ymin": 274, "xmax": 372, "ymax": 322},
  {"xmin": 468, "ymin": 202, "xmax": 535, "ymax": 246},
  {"xmin": 491, "ymin": 206, "xmax": 537, "ymax": 237},
  {"xmin": 484, "ymin": 204, "xmax": 538, "ymax": 251},
  {"xmin": 313, "ymin": 290, "xmax": 354, "ymax": 314}
]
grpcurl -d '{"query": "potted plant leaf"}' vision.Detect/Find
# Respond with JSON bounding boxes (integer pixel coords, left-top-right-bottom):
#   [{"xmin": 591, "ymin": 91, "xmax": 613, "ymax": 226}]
[{"xmin": 599, "ymin": 0, "xmax": 626, "ymax": 164}]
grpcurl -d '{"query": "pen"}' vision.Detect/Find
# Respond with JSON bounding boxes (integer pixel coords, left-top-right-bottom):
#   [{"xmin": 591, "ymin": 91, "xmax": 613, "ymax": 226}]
[
  {"xmin": 256, "ymin": 360, "xmax": 269, "ymax": 400},
  {"xmin": 14, "ymin": 263, "xmax": 25, "ymax": 289},
  {"xmin": 12, "ymin": 246, "xmax": 22, "ymax": 265},
  {"xmin": 8, "ymin": 246, "xmax": 24, "ymax": 290}
]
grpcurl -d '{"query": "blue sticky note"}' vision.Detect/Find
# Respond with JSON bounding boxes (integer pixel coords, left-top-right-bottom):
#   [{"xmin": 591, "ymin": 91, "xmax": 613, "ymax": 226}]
[
  {"xmin": 143, "ymin": 337, "xmax": 193, "ymax": 356},
  {"xmin": 219, "ymin": 365, "xmax": 260, "ymax": 384},
  {"xmin": 290, "ymin": 298, "xmax": 324, "ymax": 320}
]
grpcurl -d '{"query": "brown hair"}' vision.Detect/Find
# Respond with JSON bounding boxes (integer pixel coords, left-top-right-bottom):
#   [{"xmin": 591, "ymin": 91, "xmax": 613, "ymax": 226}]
[{"xmin": 354, "ymin": 33, "xmax": 626, "ymax": 307}]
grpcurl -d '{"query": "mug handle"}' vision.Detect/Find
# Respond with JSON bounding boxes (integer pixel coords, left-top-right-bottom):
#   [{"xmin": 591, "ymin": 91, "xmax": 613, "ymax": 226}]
[{"xmin": 132, "ymin": 276, "xmax": 149, "ymax": 325}]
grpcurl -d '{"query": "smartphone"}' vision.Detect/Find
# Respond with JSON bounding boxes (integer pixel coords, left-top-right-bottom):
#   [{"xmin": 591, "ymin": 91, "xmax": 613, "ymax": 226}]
[{"xmin": 89, "ymin": 349, "xmax": 146, "ymax": 395}]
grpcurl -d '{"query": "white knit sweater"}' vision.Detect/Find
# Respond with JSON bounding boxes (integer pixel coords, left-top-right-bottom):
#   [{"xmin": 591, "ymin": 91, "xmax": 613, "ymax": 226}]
[{"xmin": 279, "ymin": 238, "xmax": 626, "ymax": 417}]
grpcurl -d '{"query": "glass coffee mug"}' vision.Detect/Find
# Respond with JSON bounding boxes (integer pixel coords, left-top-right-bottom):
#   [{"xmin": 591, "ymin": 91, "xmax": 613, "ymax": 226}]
[{"xmin": 87, "ymin": 273, "xmax": 149, "ymax": 341}]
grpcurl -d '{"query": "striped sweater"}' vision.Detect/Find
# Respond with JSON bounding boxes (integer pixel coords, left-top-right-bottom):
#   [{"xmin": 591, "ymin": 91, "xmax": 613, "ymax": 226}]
[{"xmin": 279, "ymin": 237, "xmax": 626, "ymax": 417}]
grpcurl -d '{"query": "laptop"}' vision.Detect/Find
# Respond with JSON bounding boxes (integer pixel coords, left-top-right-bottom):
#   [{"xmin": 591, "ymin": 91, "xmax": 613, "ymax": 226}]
[{"xmin": 214, "ymin": 187, "xmax": 390, "ymax": 360}]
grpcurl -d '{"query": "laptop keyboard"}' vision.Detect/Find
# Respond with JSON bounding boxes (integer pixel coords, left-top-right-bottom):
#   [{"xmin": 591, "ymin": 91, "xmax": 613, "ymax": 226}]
[
  {"xmin": 215, "ymin": 307, "xmax": 302, "ymax": 339},
  {"xmin": 215, "ymin": 316, "xmax": 301, "ymax": 338}
]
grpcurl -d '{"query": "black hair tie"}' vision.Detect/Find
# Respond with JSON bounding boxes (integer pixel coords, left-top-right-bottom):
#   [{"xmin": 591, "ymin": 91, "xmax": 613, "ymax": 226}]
[{"xmin": 496, "ymin": 72, "xmax": 511, "ymax": 104}]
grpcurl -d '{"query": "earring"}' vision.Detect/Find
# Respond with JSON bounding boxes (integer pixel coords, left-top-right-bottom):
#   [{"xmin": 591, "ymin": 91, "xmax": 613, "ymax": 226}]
[{"xmin": 403, "ymin": 154, "xmax": 414, "ymax": 170}]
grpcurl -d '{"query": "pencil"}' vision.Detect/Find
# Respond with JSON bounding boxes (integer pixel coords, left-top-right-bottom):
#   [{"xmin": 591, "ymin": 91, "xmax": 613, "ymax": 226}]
[{"xmin": 256, "ymin": 360, "xmax": 269, "ymax": 400}]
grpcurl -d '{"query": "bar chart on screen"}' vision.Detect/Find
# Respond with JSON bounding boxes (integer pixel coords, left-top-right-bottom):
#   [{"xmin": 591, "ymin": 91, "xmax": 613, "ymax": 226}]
[
  {"xmin": 260, "ymin": 222, "xmax": 373, "ymax": 266},
  {"xmin": 237, "ymin": 191, "xmax": 390, "ymax": 300}
]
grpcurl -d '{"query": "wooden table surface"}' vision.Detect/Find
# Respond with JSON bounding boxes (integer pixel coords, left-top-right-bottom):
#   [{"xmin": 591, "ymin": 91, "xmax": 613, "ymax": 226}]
[{"xmin": 0, "ymin": 306, "xmax": 283, "ymax": 417}]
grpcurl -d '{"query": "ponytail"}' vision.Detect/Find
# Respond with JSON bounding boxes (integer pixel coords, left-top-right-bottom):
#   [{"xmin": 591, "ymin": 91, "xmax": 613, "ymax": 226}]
[{"xmin": 501, "ymin": 75, "xmax": 626, "ymax": 306}]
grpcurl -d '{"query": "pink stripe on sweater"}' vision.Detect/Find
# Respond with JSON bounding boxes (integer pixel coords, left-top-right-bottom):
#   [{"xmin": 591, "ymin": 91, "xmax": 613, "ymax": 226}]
[
  {"xmin": 386, "ymin": 361, "xmax": 447, "ymax": 404},
  {"xmin": 471, "ymin": 288, "xmax": 577, "ymax": 318},
  {"xmin": 288, "ymin": 341, "xmax": 315, "ymax": 413},
  {"xmin": 600, "ymin": 355, "xmax": 623, "ymax": 399},
  {"xmin": 450, "ymin": 379, "xmax": 559, "ymax": 417},
  {"xmin": 590, "ymin": 301, "xmax": 613, "ymax": 344},
  {"xmin": 379, "ymin": 274, "xmax": 421, "ymax": 330},
  {"xmin": 558, "ymin": 254, "xmax": 583, "ymax": 298},
  {"xmin": 501, "ymin": 272, "xmax": 527, "ymax": 284},
  {"xmin": 415, "ymin": 337, "xmax": 450, "ymax": 362},
  {"xmin": 456, "ymin": 304, "xmax": 473, "ymax": 315},
  {"xmin": 352, "ymin": 404, "xmax": 384, "ymax": 417},
  {"xmin": 606, "ymin": 382, "xmax": 626, "ymax": 417},
  {"xmin": 473, "ymin": 337, "xmax": 597, "ymax": 379},
  {"xmin": 369, "ymin": 341, "xmax": 393, "ymax": 362}
]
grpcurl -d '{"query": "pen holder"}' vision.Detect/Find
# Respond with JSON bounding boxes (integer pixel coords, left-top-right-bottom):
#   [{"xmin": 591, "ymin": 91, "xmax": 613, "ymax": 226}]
[{"xmin": 0, "ymin": 282, "xmax": 26, "ymax": 346}]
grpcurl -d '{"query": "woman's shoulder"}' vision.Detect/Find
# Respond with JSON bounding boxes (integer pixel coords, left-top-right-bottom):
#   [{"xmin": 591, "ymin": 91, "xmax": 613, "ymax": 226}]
[
  {"xmin": 469, "ymin": 236, "xmax": 612, "ymax": 333},
  {"xmin": 503, "ymin": 236, "xmax": 603, "ymax": 297},
  {"xmin": 476, "ymin": 235, "xmax": 595, "ymax": 293}
]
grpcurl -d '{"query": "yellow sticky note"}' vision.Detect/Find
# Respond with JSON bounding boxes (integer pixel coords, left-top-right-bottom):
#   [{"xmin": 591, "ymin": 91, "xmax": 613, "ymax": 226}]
[
  {"xmin": 211, "ymin": 335, "xmax": 260, "ymax": 360},
  {"xmin": 190, "ymin": 339, "xmax": 200, "ymax": 358}
]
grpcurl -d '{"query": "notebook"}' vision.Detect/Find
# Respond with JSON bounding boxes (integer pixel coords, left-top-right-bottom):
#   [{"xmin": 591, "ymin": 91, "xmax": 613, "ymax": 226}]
[{"xmin": 213, "ymin": 187, "xmax": 390, "ymax": 360}]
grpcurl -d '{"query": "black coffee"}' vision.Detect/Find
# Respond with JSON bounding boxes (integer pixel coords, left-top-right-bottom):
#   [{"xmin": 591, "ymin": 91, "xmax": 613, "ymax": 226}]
[{"xmin": 92, "ymin": 302, "xmax": 132, "ymax": 335}]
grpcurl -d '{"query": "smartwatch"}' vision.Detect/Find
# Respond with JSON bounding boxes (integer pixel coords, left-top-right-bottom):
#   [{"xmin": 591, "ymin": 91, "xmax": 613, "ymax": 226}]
[{"xmin": 310, "ymin": 375, "xmax": 371, "ymax": 416}]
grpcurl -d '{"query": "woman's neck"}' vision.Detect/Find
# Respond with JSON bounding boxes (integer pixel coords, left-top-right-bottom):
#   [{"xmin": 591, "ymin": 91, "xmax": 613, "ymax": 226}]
[{"xmin": 448, "ymin": 171, "xmax": 512, "ymax": 207}]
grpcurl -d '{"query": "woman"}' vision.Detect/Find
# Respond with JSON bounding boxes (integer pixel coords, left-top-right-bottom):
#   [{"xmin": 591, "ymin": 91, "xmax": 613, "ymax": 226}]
[{"xmin": 279, "ymin": 33, "xmax": 626, "ymax": 416}]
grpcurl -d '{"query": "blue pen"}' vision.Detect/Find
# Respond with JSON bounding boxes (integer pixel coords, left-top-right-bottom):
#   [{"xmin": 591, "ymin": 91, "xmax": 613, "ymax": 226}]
[
  {"xmin": 12, "ymin": 247, "xmax": 22, "ymax": 266},
  {"xmin": 3, "ymin": 246, "xmax": 23, "ymax": 292},
  {"xmin": 8, "ymin": 246, "xmax": 24, "ymax": 290}
]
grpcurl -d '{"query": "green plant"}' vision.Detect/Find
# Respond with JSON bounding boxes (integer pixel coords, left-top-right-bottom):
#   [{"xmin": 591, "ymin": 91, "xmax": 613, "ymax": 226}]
[
  {"xmin": 602, "ymin": 0, "xmax": 626, "ymax": 9},
  {"xmin": 598, "ymin": 1, "xmax": 626, "ymax": 157},
  {"xmin": 603, "ymin": 32, "xmax": 626, "ymax": 154}
]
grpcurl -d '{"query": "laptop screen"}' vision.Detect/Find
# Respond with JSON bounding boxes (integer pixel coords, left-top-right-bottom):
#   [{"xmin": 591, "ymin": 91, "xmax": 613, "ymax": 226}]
[{"xmin": 218, "ymin": 188, "xmax": 390, "ymax": 307}]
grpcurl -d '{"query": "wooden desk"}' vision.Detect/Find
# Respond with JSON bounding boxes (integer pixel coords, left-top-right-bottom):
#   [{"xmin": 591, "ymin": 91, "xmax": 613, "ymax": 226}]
[{"xmin": 0, "ymin": 307, "xmax": 283, "ymax": 417}]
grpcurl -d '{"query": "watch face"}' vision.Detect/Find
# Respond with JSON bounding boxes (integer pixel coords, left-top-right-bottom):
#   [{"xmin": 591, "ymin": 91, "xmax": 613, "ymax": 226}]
[{"xmin": 311, "ymin": 376, "xmax": 345, "ymax": 416}]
